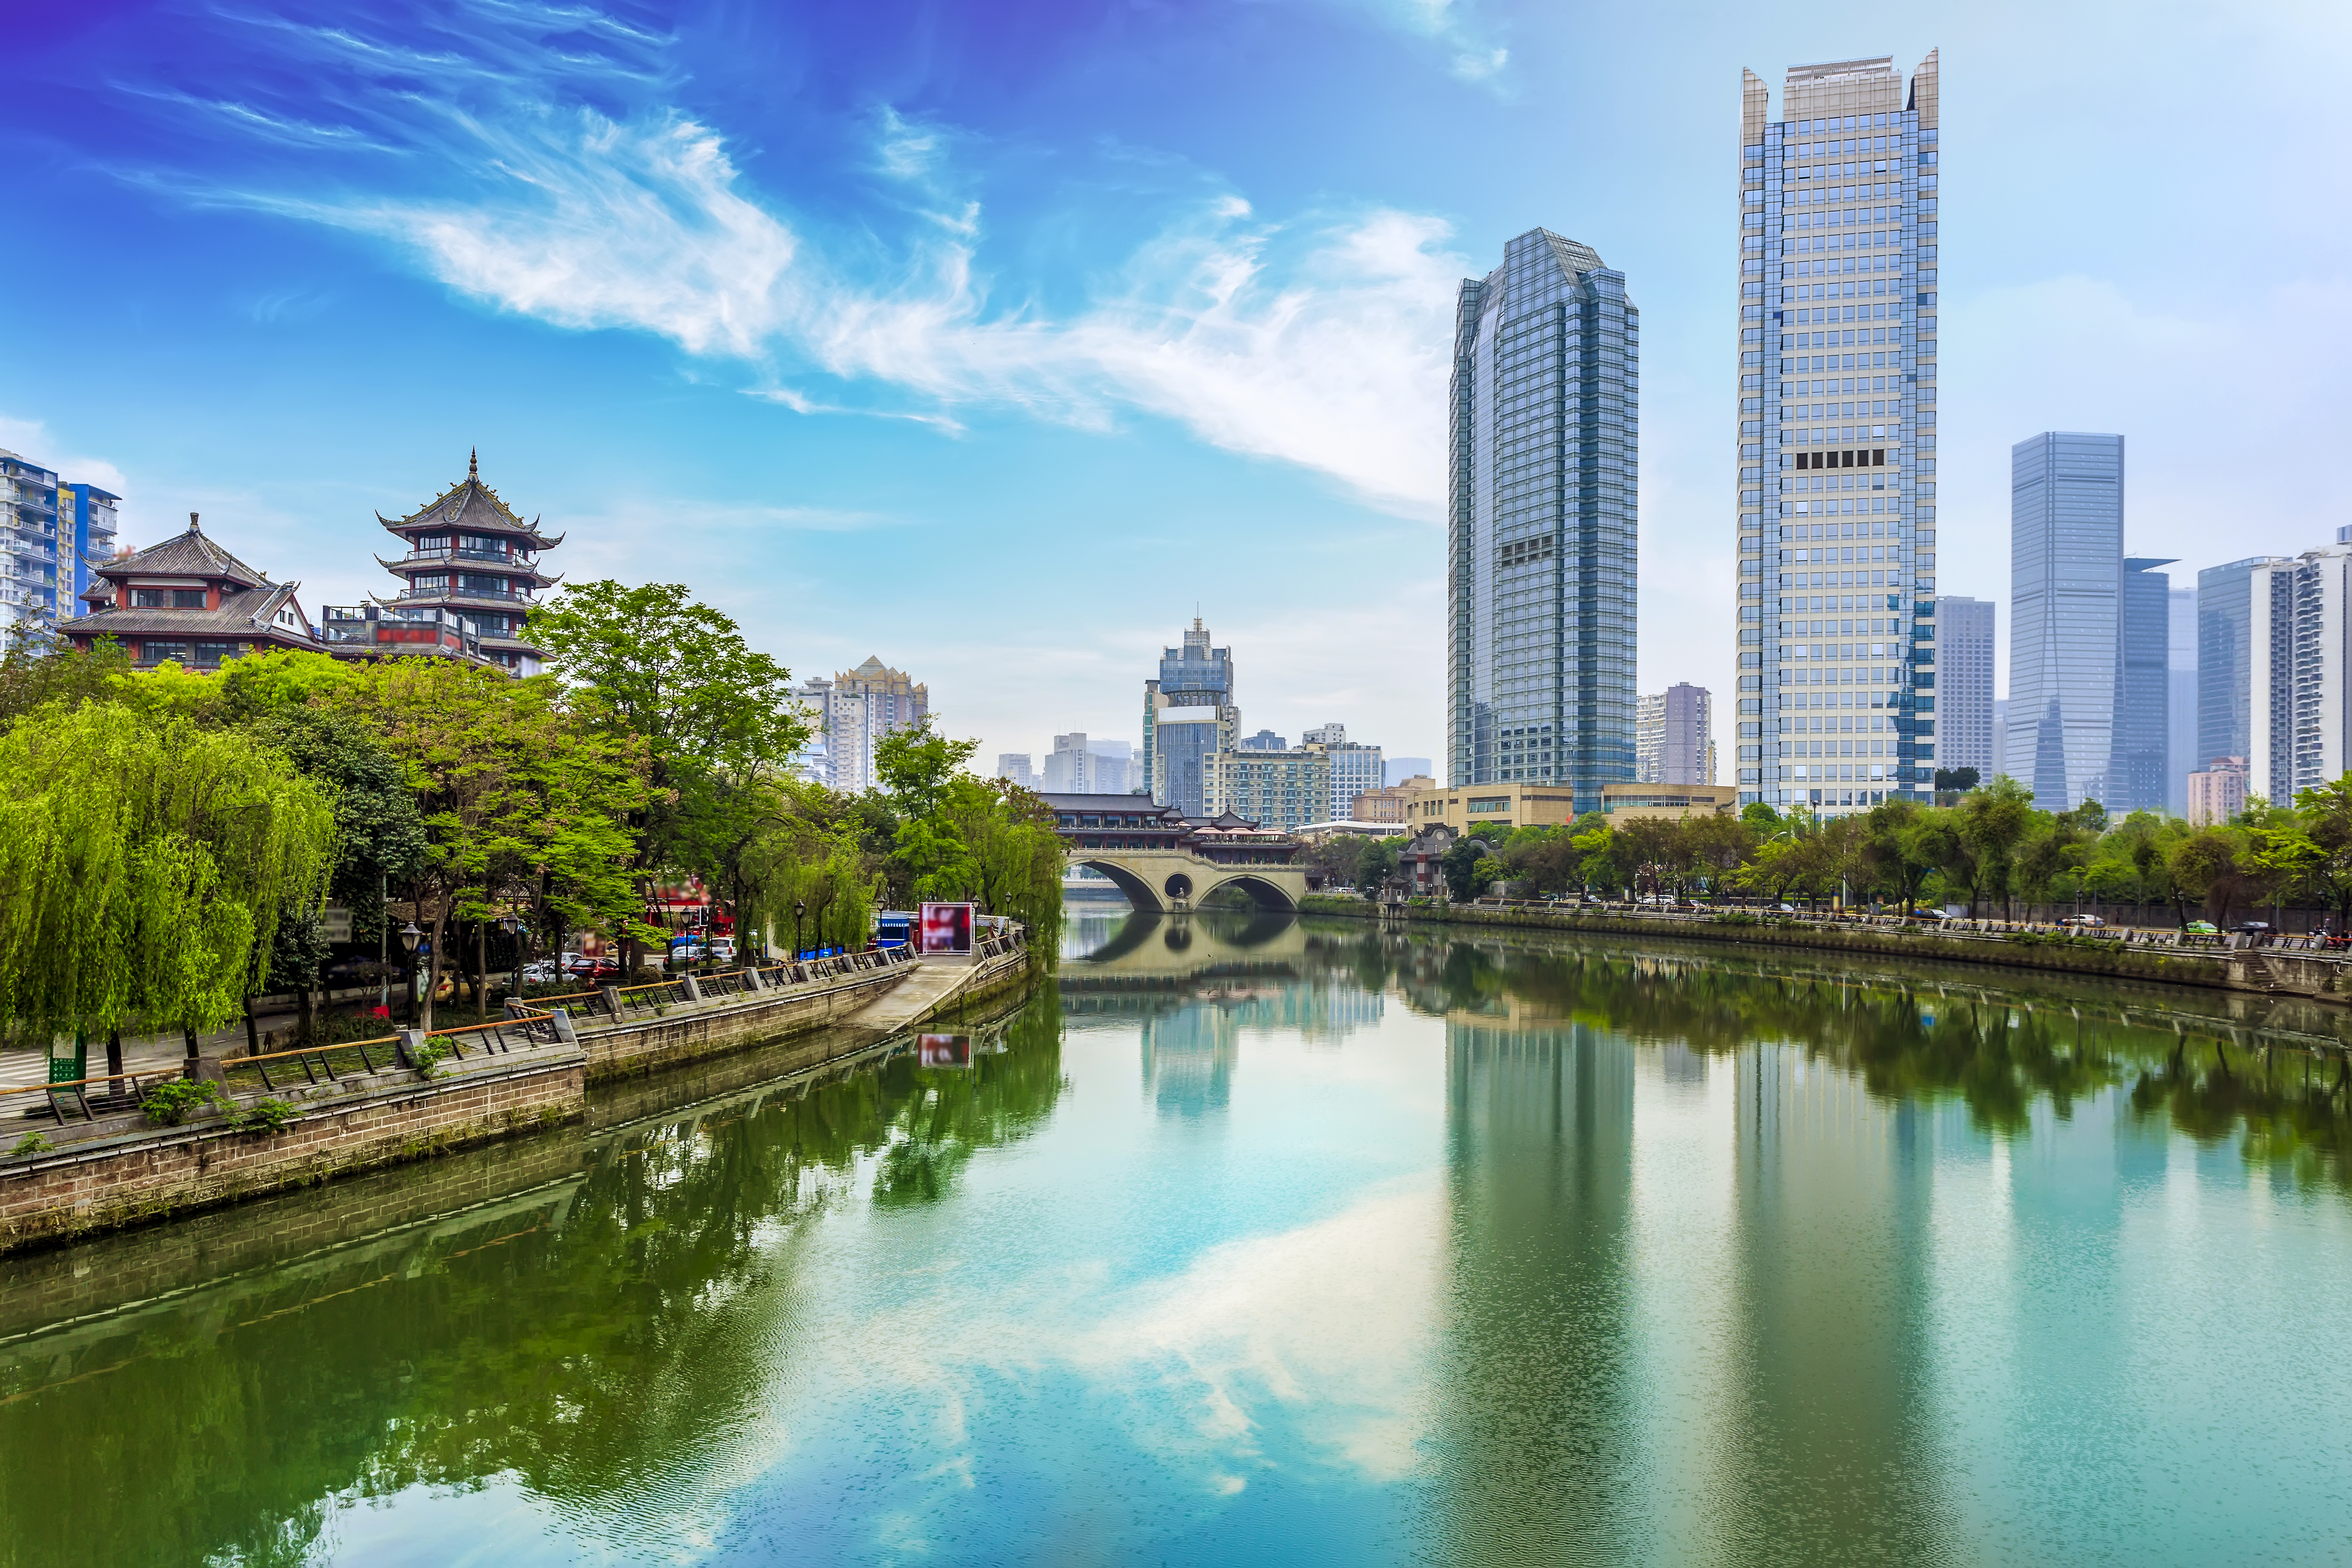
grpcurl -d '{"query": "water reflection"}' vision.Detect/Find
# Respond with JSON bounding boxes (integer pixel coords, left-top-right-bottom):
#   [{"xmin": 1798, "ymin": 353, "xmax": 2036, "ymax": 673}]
[{"xmin": 3, "ymin": 919, "xmax": 2351, "ymax": 1566}]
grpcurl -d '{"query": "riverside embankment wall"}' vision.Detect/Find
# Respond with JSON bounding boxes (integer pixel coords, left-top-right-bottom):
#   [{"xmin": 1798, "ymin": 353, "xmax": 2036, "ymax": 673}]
[
  {"xmin": 0, "ymin": 945, "xmax": 1038, "ymax": 1256},
  {"xmin": 1306, "ymin": 898, "xmax": 2352, "ymax": 1009}
]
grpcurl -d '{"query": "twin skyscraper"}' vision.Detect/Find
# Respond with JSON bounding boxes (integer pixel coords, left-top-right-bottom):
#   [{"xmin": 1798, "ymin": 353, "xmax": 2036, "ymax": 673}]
[{"xmin": 1444, "ymin": 49, "xmax": 1941, "ymax": 818}]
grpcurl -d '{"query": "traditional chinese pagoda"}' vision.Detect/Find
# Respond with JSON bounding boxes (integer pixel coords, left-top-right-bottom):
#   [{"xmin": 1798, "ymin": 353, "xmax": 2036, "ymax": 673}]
[
  {"xmin": 374, "ymin": 450, "xmax": 562, "ymax": 675},
  {"xmin": 60, "ymin": 512, "xmax": 321, "ymax": 668}
]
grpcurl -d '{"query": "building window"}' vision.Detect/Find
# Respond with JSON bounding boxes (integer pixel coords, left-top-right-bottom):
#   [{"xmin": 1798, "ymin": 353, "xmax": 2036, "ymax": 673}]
[
  {"xmin": 142, "ymin": 641, "xmax": 192, "ymax": 664},
  {"xmin": 192, "ymin": 642, "xmax": 242, "ymax": 666}
]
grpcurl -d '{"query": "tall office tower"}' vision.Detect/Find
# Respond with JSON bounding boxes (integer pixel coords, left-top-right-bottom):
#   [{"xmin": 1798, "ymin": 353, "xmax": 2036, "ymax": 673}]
[
  {"xmin": 2113, "ymin": 556, "xmax": 2175, "ymax": 813},
  {"xmin": 1741, "ymin": 51, "xmax": 1941, "ymax": 814},
  {"xmin": 1635, "ymin": 693, "xmax": 1665, "ymax": 782},
  {"xmin": 0, "ymin": 450, "xmax": 63, "ymax": 642},
  {"xmin": 1661, "ymin": 683, "xmax": 1713, "ymax": 785},
  {"xmin": 2246, "ymin": 545, "xmax": 2352, "ymax": 805},
  {"xmin": 1448, "ymin": 228, "xmax": 1638, "ymax": 816},
  {"xmin": 1936, "ymin": 596, "xmax": 1993, "ymax": 779},
  {"xmin": 823, "ymin": 656, "xmax": 929, "ymax": 795},
  {"xmin": 996, "ymin": 753, "xmax": 1035, "ymax": 788},
  {"xmin": 1143, "ymin": 616, "xmax": 1237, "ymax": 814},
  {"xmin": 2167, "ymin": 586, "xmax": 2197, "ymax": 814},
  {"xmin": 2005, "ymin": 432, "xmax": 2123, "ymax": 810},
  {"xmin": 2199, "ymin": 556, "xmax": 2289, "ymax": 780},
  {"xmin": 1303, "ymin": 723, "xmax": 1385, "ymax": 821}
]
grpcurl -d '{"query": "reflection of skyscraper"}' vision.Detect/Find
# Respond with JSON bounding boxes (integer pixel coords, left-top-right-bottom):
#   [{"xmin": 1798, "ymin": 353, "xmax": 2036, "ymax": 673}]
[
  {"xmin": 1140, "ymin": 1005, "xmax": 1240, "ymax": 1118},
  {"xmin": 1430, "ymin": 1020, "xmax": 1636, "ymax": 1562}
]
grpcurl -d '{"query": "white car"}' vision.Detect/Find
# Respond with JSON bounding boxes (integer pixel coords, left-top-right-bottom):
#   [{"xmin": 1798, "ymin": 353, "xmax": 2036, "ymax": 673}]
[
  {"xmin": 710, "ymin": 937, "xmax": 738, "ymax": 964},
  {"xmin": 521, "ymin": 959, "xmax": 559, "ymax": 984}
]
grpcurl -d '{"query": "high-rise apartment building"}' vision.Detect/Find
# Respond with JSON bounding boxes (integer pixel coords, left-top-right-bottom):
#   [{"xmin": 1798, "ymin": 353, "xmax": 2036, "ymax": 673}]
[
  {"xmin": 1303, "ymin": 723, "xmax": 1385, "ymax": 822},
  {"xmin": 1043, "ymin": 733, "xmax": 1133, "ymax": 795},
  {"xmin": 1448, "ymin": 228, "xmax": 1637, "ymax": 816},
  {"xmin": 1937, "ymin": 595, "xmax": 1993, "ymax": 779},
  {"xmin": 2115, "ymin": 556, "xmax": 2174, "ymax": 814},
  {"xmin": 1741, "ymin": 51, "xmax": 1941, "ymax": 814},
  {"xmin": 1143, "ymin": 617, "xmax": 1237, "ymax": 816},
  {"xmin": 1634, "ymin": 693, "xmax": 1664, "ymax": 782},
  {"xmin": 2199, "ymin": 556, "xmax": 2289, "ymax": 782},
  {"xmin": 2005, "ymin": 432, "xmax": 2123, "ymax": 811},
  {"xmin": 0, "ymin": 450, "xmax": 63, "ymax": 642},
  {"xmin": 996, "ymin": 753, "xmax": 1035, "ymax": 789},
  {"xmin": 2246, "ymin": 545, "xmax": 2352, "ymax": 807},
  {"xmin": 57, "ymin": 480, "xmax": 120, "ymax": 609},
  {"xmin": 820, "ymin": 656, "xmax": 928, "ymax": 796},
  {"xmin": 1205, "ymin": 743, "xmax": 1334, "ymax": 835}
]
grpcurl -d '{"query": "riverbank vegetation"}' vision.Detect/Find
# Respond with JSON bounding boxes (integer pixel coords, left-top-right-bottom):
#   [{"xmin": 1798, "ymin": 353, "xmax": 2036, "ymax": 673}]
[
  {"xmin": 0, "ymin": 583, "xmax": 1059, "ymax": 1046},
  {"xmin": 1314, "ymin": 774, "xmax": 2352, "ymax": 926}
]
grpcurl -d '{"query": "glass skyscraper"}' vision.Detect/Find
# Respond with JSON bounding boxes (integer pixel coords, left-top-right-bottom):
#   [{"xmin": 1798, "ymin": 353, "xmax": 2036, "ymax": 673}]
[
  {"xmin": 2005, "ymin": 432, "xmax": 2123, "ymax": 811},
  {"xmin": 2116, "ymin": 556, "xmax": 2175, "ymax": 813},
  {"xmin": 1446, "ymin": 228, "xmax": 1637, "ymax": 815},
  {"xmin": 1936, "ymin": 595, "xmax": 1993, "ymax": 779},
  {"xmin": 1739, "ymin": 51, "xmax": 1940, "ymax": 814},
  {"xmin": 1143, "ymin": 617, "xmax": 1237, "ymax": 815},
  {"xmin": 2197, "ymin": 556, "xmax": 2287, "ymax": 777}
]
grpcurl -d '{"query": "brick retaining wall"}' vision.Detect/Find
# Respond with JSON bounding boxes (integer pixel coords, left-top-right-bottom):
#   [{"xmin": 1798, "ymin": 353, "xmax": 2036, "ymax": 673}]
[{"xmin": 0, "ymin": 1054, "xmax": 584, "ymax": 1256}]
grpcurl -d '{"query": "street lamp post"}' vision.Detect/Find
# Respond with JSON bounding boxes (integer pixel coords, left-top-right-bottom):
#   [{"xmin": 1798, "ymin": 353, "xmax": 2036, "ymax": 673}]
[
  {"xmin": 793, "ymin": 899, "xmax": 805, "ymax": 960},
  {"xmin": 399, "ymin": 921, "xmax": 423, "ymax": 1026},
  {"xmin": 500, "ymin": 912, "xmax": 522, "ymax": 1002}
]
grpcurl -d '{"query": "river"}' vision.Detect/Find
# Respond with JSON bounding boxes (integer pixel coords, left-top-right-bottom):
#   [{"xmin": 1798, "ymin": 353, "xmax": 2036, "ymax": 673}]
[{"xmin": 2, "ymin": 911, "xmax": 2350, "ymax": 1566}]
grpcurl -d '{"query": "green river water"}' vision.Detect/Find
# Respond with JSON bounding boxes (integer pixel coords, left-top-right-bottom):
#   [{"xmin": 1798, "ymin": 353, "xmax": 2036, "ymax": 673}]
[{"xmin": 2, "ymin": 911, "xmax": 2349, "ymax": 1566}]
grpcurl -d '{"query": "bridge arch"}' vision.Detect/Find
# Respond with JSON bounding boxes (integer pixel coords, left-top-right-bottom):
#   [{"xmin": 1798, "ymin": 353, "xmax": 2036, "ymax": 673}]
[{"xmin": 1068, "ymin": 852, "xmax": 1305, "ymax": 915}]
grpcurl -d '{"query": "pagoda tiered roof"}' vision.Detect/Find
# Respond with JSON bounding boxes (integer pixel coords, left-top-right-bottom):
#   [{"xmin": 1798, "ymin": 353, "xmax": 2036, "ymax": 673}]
[{"xmin": 377, "ymin": 450, "xmax": 564, "ymax": 550}]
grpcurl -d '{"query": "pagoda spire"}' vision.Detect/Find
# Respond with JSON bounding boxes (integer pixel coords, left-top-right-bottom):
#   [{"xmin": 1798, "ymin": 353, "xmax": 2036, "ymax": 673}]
[{"xmin": 469, "ymin": 447, "xmax": 478, "ymax": 480}]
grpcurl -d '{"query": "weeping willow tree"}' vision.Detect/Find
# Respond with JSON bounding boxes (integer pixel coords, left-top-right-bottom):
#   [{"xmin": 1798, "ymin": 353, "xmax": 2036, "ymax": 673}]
[{"xmin": 0, "ymin": 705, "xmax": 338, "ymax": 1054}]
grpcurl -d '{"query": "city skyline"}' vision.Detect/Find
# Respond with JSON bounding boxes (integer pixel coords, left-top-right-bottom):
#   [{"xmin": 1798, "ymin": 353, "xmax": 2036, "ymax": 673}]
[{"xmin": 4, "ymin": 4, "xmax": 2348, "ymax": 779}]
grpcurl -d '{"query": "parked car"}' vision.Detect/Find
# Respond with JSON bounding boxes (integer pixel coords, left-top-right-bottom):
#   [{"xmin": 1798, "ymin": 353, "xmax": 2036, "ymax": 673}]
[
  {"xmin": 521, "ymin": 959, "xmax": 561, "ymax": 984},
  {"xmin": 710, "ymin": 937, "xmax": 738, "ymax": 963},
  {"xmin": 1775, "ymin": 903, "xmax": 1799, "ymax": 914},
  {"xmin": 2182, "ymin": 921, "xmax": 2219, "ymax": 936},
  {"xmin": 2060, "ymin": 914, "xmax": 2106, "ymax": 928},
  {"xmin": 2236, "ymin": 921, "xmax": 2273, "ymax": 934},
  {"xmin": 565, "ymin": 954, "xmax": 621, "ymax": 981}
]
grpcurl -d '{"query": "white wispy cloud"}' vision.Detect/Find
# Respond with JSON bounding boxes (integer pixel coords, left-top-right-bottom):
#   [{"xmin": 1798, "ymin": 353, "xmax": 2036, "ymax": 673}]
[
  {"xmin": 1379, "ymin": 0, "xmax": 1510, "ymax": 85},
  {"xmin": 148, "ymin": 8, "xmax": 1461, "ymax": 516}
]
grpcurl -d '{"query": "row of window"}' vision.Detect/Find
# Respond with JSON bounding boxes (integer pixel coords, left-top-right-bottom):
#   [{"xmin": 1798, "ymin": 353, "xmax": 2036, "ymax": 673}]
[
  {"xmin": 141, "ymin": 640, "xmax": 247, "ymax": 665},
  {"xmin": 129, "ymin": 587, "xmax": 208, "ymax": 608}
]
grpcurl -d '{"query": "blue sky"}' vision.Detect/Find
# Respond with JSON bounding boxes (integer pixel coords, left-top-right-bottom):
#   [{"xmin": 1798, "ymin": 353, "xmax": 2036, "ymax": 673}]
[{"xmin": 4, "ymin": 0, "xmax": 2348, "ymax": 773}]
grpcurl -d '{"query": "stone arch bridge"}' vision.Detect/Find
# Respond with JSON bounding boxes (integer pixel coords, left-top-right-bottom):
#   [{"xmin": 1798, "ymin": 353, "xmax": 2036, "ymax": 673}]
[{"xmin": 1046, "ymin": 792, "xmax": 1309, "ymax": 914}]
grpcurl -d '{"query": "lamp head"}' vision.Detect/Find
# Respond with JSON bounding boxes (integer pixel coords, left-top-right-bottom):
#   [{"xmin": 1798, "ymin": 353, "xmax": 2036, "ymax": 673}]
[{"xmin": 399, "ymin": 921, "xmax": 423, "ymax": 953}]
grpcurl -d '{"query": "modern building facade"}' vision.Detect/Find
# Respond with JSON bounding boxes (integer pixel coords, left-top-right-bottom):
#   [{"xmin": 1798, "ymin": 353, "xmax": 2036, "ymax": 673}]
[
  {"xmin": 2115, "ymin": 556, "xmax": 2174, "ymax": 813},
  {"xmin": 60, "ymin": 513, "xmax": 321, "ymax": 668},
  {"xmin": 1635, "ymin": 693, "xmax": 1664, "ymax": 782},
  {"xmin": 1303, "ymin": 723, "xmax": 1385, "ymax": 822},
  {"xmin": 2198, "ymin": 556, "xmax": 2290, "ymax": 787},
  {"xmin": 0, "ymin": 450, "xmax": 63, "ymax": 642},
  {"xmin": 373, "ymin": 452, "xmax": 560, "ymax": 675},
  {"xmin": 2186, "ymin": 757, "xmax": 2247, "ymax": 827},
  {"xmin": 996, "ymin": 753, "xmax": 1035, "ymax": 788},
  {"xmin": 1937, "ymin": 595, "xmax": 1993, "ymax": 779},
  {"xmin": 821, "ymin": 657, "xmax": 929, "ymax": 796},
  {"xmin": 2246, "ymin": 545, "xmax": 2352, "ymax": 807},
  {"xmin": 1349, "ymin": 775, "xmax": 1436, "ymax": 825},
  {"xmin": 2004, "ymin": 432, "xmax": 2123, "ymax": 810},
  {"xmin": 1204, "ymin": 743, "xmax": 1333, "ymax": 836},
  {"xmin": 1741, "ymin": 51, "xmax": 1941, "ymax": 814},
  {"xmin": 1402, "ymin": 780, "xmax": 1583, "ymax": 835},
  {"xmin": 57, "ymin": 480, "xmax": 121, "ymax": 611},
  {"xmin": 1144, "ymin": 617, "xmax": 1239, "ymax": 816},
  {"xmin": 2167, "ymin": 586, "xmax": 2197, "ymax": 815},
  {"xmin": 1448, "ymin": 228, "xmax": 1637, "ymax": 816},
  {"xmin": 1043, "ymin": 733, "xmax": 1133, "ymax": 795}
]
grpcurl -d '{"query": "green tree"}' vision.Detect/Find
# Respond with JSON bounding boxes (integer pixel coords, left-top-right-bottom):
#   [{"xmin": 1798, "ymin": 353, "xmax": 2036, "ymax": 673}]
[
  {"xmin": 0, "ymin": 705, "xmax": 337, "ymax": 1057},
  {"xmin": 1958, "ymin": 775, "xmax": 2037, "ymax": 919}
]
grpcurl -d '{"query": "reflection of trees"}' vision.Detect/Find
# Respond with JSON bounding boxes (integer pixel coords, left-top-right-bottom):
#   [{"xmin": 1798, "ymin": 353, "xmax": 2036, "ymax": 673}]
[
  {"xmin": 0, "ymin": 985, "xmax": 1068, "ymax": 1568},
  {"xmin": 2130, "ymin": 1037, "xmax": 2352, "ymax": 1190},
  {"xmin": 1300, "ymin": 916, "xmax": 2352, "ymax": 1192}
]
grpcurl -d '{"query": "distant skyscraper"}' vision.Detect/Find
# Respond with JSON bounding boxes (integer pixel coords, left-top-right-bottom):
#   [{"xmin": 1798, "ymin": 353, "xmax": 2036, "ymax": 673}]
[
  {"xmin": 2247, "ymin": 545, "xmax": 2352, "ymax": 807},
  {"xmin": 822, "ymin": 656, "xmax": 929, "ymax": 795},
  {"xmin": 1937, "ymin": 595, "xmax": 1993, "ymax": 779},
  {"xmin": 1236, "ymin": 729, "xmax": 1289, "ymax": 752},
  {"xmin": 1991, "ymin": 698, "xmax": 2008, "ymax": 778},
  {"xmin": 1384, "ymin": 757, "xmax": 1432, "ymax": 787},
  {"xmin": 56, "ymin": 480, "xmax": 120, "ymax": 612},
  {"xmin": 1449, "ymin": 228, "xmax": 1637, "ymax": 815},
  {"xmin": 2006, "ymin": 432, "xmax": 2123, "ymax": 810},
  {"xmin": 1044, "ymin": 733, "xmax": 1133, "ymax": 795},
  {"xmin": 1205, "ymin": 743, "xmax": 1334, "ymax": 835},
  {"xmin": 1742, "ymin": 51, "xmax": 1941, "ymax": 815},
  {"xmin": 1143, "ymin": 617, "xmax": 1237, "ymax": 815},
  {"xmin": 2115, "ymin": 556, "xmax": 2174, "ymax": 813},
  {"xmin": 1635, "ymin": 693, "xmax": 1664, "ymax": 782},
  {"xmin": 1637, "ymin": 685, "xmax": 1715, "ymax": 785},
  {"xmin": 0, "ymin": 449, "xmax": 64, "ymax": 642},
  {"xmin": 2199, "ymin": 556, "xmax": 2289, "ymax": 780},
  {"xmin": 2166, "ymin": 586, "xmax": 2197, "ymax": 814},
  {"xmin": 996, "ymin": 753, "xmax": 1035, "ymax": 788}
]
